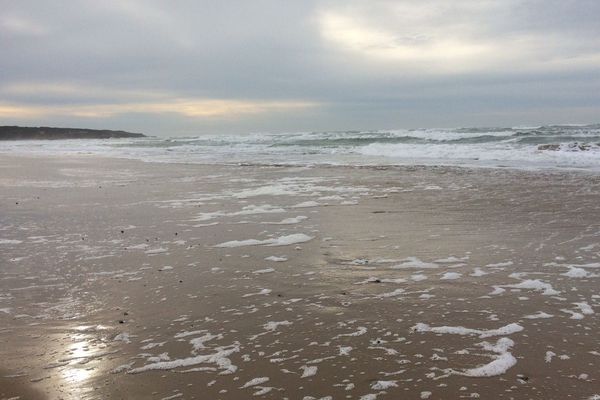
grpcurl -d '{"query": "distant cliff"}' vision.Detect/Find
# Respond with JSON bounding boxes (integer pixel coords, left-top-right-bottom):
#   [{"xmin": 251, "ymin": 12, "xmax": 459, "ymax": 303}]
[{"xmin": 0, "ymin": 126, "xmax": 146, "ymax": 140}]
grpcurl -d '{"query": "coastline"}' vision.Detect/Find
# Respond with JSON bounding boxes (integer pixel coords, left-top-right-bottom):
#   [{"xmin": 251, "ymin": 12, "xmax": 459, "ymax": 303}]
[{"xmin": 1, "ymin": 154, "xmax": 599, "ymax": 399}]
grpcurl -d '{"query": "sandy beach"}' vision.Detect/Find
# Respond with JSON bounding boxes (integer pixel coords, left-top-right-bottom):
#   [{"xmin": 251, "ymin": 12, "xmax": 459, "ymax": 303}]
[{"xmin": 1, "ymin": 154, "xmax": 599, "ymax": 400}]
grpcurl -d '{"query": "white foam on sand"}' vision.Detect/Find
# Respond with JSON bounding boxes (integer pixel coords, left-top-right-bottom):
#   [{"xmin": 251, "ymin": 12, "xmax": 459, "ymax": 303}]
[
  {"xmin": 194, "ymin": 204, "xmax": 286, "ymax": 222},
  {"xmin": 128, "ymin": 243, "xmax": 149, "ymax": 250},
  {"xmin": 412, "ymin": 322, "xmax": 523, "ymax": 338},
  {"xmin": 470, "ymin": 268, "xmax": 488, "ymax": 277},
  {"xmin": 233, "ymin": 184, "xmax": 299, "ymax": 198},
  {"xmin": 161, "ymin": 393, "xmax": 183, "ymax": 400},
  {"xmin": 523, "ymin": 311, "xmax": 553, "ymax": 319},
  {"xmin": 392, "ymin": 257, "xmax": 438, "ymax": 269},
  {"xmin": 300, "ymin": 365, "xmax": 318, "ymax": 378},
  {"xmin": 493, "ymin": 279, "xmax": 560, "ymax": 296},
  {"xmin": 334, "ymin": 326, "xmax": 367, "ymax": 338},
  {"xmin": 262, "ymin": 216, "xmax": 308, "ymax": 225},
  {"xmin": 562, "ymin": 266, "xmax": 597, "ymax": 278},
  {"xmin": 440, "ymin": 272, "xmax": 461, "ymax": 280},
  {"xmin": 242, "ymin": 288, "xmax": 272, "ymax": 297},
  {"xmin": 264, "ymin": 320, "xmax": 292, "ymax": 331},
  {"xmin": 486, "ymin": 261, "xmax": 513, "ymax": 268},
  {"xmin": 128, "ymin": 343, "xmax": 240, "ymax": 375},
  {"xmin": 292, "ymin": 201, "xmax": 320, "ymax": 208},
  {"xmin": 265, "ymin": 256, "xmax": 288, "ymax": 262},
  {"xmin": 253, "ymin": 268, "xmax": 275, "ymax": 274},
  {"xmin": 0, "ymin": 239, "xmax": 22, "ymax": 244},
  {"xmin": 190, "ymin": 333, "xmax": 223, "ymax": 351},
  {"xmin": 174, "ymin": 329, "xmax": 207, "ymax": 339},
  {"xmin": 145, "ymin": 247, "xmax": 168, "ymax": 254},
  {"xmin": 113, "ymin": 332, "xmax": 131, "ymax": 343},
  {"xmin": 561, "ymin": 309, "xmax": 585, "ymax": 319},
  {"xmin": 253, "ymin": 387, "xmax": 274, "ymax": 396},
  {"xmin": 234, "ymin": 204, "xmax": 286, "ymax": 216},
  {"xmin": 371, "ymin": 380, "xmax": 397, "ymax": 390},
  {"xmin": 435, "ymin": 256, "xmax": 468, "ymax": 263},
  {"xmin": 359, "ymin": 394, "xmax": 379, "ymax": 400},
  {"xmin": 431, "ymin": 338, "xmax": 518, "ymax": 379},
  {"xmin": 507, "ymin": 279, "xmax": 560, "ymax": 295},
  {"xmin": 215, "ymin": 234, "xmax": 314, "ymax": 248},
  {"xmin": 378, "ymin": 288, "xmax": 405, "ymax": 298},
  {"xmin": 567, "ymin": 262, "xmax": 600, "ymax": 269},
  {"xmin": 215, "ymin": 239, "xmax": 265, "ymax": 248},
  {"xmin": 413, "ymin": 321, "xmax": 522, "ymax": 378},
  {"xmin": 460, "ymin": 338, "xmax": 517, "ymax": 377},
  {"xmin": 240, "ymin": 377, "xmax": 270, "ymax": 388},
  {"xmin": 574, "ymin": 302, "xmax": 594, "ymax": 315}
]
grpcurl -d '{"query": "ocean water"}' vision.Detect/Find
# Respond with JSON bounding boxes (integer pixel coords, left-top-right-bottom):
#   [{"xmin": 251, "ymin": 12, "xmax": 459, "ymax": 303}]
[{"xmin": 2, "ymin": 124, "xmax": 600, "ymax": 171}]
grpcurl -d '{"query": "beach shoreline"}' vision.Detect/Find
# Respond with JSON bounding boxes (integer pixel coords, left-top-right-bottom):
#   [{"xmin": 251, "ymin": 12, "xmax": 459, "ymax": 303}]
[{"xmin": 1, "ymin": 154, "xmax": 599, "ymax": 399}]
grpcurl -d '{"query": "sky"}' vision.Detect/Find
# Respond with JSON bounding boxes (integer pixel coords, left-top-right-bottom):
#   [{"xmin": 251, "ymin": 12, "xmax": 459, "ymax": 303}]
[{"xmin": 1, "ymin": 0, "xmax": 599, "ymax": 135}]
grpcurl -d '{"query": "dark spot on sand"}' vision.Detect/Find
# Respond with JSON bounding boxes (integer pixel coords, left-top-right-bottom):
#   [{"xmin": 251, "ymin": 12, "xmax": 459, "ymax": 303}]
[
  {"xmin": 120, "ymin": 230, "xmax": 124, "ymax": 234},
  {"xmin": 118, "ymin": 320, "xmax": 125, "ymax": 324}
]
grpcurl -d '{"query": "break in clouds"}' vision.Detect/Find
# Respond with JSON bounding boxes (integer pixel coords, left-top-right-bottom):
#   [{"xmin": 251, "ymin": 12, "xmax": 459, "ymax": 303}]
[{"xmin": 1, "ymin": 0, "xmax": 600, "ymax": 134}]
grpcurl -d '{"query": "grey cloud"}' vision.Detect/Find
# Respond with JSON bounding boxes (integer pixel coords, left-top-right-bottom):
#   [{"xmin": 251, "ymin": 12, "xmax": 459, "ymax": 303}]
[{"xmin": 0, "ymin": 0, "xmax": 599, "ymax": 134}]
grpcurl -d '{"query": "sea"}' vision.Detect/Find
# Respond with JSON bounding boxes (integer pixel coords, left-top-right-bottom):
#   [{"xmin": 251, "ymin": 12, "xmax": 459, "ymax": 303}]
[{"xmin": 2, "ymin": 124, "xmax": 600, "ymax": 171}]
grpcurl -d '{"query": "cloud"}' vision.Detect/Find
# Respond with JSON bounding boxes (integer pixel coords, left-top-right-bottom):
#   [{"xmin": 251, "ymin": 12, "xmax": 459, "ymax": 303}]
[
  {"xmin": 0, "ymin": 97, "xmax": 318, "ymax": 119},
  {"xmin": 318, "ymin": 10, "xmax": 490, "ymax": 72},
  {"xmin": 0, "ymin": 81, "xmax": 319, "ymax": 120},
  {"xmin": 0, "ymin": 14, "xmax": 48, "ymax": 36},
  {"xmin": 316, "ymin": 1, "xmax": 600, "ymax": 74},
  {"xmin": 0, "ymin": 0, "xmax": 599, "ymax": 133}
]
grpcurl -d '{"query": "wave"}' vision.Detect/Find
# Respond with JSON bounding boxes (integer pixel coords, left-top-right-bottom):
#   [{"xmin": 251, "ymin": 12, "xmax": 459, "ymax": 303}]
[{"xmin": 2, "ymin": 124, "xmax": 600, "ymax": 171}]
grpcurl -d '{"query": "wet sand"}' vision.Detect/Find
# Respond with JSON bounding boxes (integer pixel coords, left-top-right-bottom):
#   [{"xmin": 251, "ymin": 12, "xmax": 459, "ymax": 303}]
[{"xmin": 1, "ymin": 155, "xmax": 599, "ymax": 400}]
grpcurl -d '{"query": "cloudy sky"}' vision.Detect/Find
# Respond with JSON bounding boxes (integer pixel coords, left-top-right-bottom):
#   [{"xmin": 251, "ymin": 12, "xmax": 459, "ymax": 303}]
[{"xmin": 1, "ymin": 0, "xmax": 599, "ymax": 135}]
